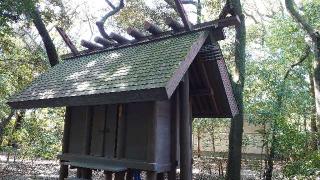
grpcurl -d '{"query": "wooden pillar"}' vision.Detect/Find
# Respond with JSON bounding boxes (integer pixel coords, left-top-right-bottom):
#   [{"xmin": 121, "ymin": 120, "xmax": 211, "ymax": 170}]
[
  {"xmin": 115, "ymin": 171, "xmax": 125, "ymax": 180},
  {"xmin": 157, "ymin": 173, "xmax": 165, "ymax": 180},
  {"xmin": 82, "ymin": 168, "xmax": 92, "ymax": 179},
  {"xmin": 179, "ymin": 72, "xmax": 192, "ymax": 180},
  {"xmin": 116, "ymin": 104, "xmax": 126, "ymax": 158},
  {"xmin": 146, "ymin": 171, "xmax": 157, "ymax": 180},
  {"xmin": 81, "ymin": 106, "xmax": 94, "ymax": 179},
  {"xmin": 126, "ymin": 169, "xmax": 134, "ymax": 180},
  {"xmin": 104, "ymin": 171, "xmax": 113, "ymax": 180},
  {"xmin": 76, "ymin": 168, "xmax": 82, "ymax": 178},
  {"xmin": 59, "ymin": 107, "xmax": 71, "ymax": 180},
  {"xmin": 168, "ymin": 92, "xmax": 179, "ymax": 180}
]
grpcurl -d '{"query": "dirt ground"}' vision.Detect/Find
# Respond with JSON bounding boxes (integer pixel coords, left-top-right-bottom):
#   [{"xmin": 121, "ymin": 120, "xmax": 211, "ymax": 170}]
[{"xmin": 0, "ymin": 154, "xmax": 275, "ymax": 180}]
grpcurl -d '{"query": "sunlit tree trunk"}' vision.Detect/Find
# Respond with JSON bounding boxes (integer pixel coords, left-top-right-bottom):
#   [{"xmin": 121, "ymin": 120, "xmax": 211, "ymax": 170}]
[
  {"xmin": 226, "ymin": 0, "xmax": 246, "ymax": 179},
  {"xmin": 309, "ymin": 73, "xmax": 318, "ymax": 150},
  {"xmin": 285, "ymin": 0, "xmax": 320, "ymax": 151}
]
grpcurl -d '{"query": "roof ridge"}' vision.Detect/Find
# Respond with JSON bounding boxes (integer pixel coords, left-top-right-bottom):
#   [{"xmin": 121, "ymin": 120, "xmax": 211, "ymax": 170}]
[{"xmin": 64, "ymin": 30, "xmax": 206, "ymax": 61}]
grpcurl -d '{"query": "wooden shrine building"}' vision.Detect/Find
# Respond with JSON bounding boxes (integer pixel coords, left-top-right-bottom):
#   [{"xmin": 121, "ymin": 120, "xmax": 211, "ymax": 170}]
[{"xmin": 7, "ymin": 2, "xmax": 240, "ymax": 179}]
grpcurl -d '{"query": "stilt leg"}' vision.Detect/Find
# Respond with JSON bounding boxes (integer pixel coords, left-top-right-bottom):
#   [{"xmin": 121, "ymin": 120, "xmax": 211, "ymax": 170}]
[
  {"xmin": 146, "ymin": 171, "xmax": 157, "ymax": 180},
  {"xmin": 59, "ymin": 164, "xmax": 68, "ymax": 180},
  {"xmin": 104, "ymin": 171, "xmax": 113, "ymax": 180}
]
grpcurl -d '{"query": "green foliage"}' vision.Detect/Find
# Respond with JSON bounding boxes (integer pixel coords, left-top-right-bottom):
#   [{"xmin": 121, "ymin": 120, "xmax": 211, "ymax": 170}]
[
  {"xmin": 113, "ymin": 0, "xmax": 176, "ymax": 32},
  {"xmin": 2, "ymin": 108, "xmax": 64, "ymax": 159},
  {"xmin": 283, "ymin": 151, "xmax": 320, "ymax": 177}
]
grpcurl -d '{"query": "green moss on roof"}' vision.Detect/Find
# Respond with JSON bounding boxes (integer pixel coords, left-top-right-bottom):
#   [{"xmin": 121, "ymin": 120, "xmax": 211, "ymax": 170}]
[{"xmin": 9, "ymin": 31, "xmax": 205, "ymax": 103}]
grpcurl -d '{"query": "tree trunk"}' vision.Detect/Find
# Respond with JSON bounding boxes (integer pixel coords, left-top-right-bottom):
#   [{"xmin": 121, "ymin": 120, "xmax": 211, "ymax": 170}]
[
  {"xmin": 226, "ymin": 0, "xmax": 246, "ymax": 179},
  {"xmin": 0, "ymin": 110, "xmax": 15, "ymax": 145},
  {"xmin": 8, "ymin": 110, "xmax": 25, "ymax": 148},
  {"xmin": 309, "ymin": 73, "xmax": 318, "ymax": 150},
  {"xmin": 31, "ymin": 7, "xmax": 59, "ymax": 67},
  {"xmin": 264, "ymin": 132, "xmax": 275, "ymax": 180},
  {"xmin": 210, "ymin": 130, "xmax": 215, "ymax": 153},
  {"xmin": 313, "ymin": 37, "xmax": 320, "ymax": 149},
  {"xmin": 285, "ymin": 0, "xmax": 320, "ymax": 151},
  {"xmin": 197, "ymin": 127, "xmax": 201, "ymax": 157}
]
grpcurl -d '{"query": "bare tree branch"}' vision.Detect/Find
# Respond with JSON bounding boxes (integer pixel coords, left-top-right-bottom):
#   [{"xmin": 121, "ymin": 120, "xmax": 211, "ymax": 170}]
[
  {"xmin": 284, "ymin": 45, "xmax": 311, "ymax": 79},
  {"xmin": 96, "ymin": 0, "xmax": 124, "ymax": 39},
  {"xmin": 105, "ymin": 0, "xmax": 116, "ymax": 9},
  {"xmin": 243, "ymin": 10, "xmax": 258, "ymax": 24}
]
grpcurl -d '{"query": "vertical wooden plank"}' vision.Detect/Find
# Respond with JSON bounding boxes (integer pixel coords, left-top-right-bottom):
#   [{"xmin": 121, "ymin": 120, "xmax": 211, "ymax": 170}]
[
  {"xmin": 154, "ymin": 100, "xmax": 171, "ymax": 165},
  {"xmin": 68, "ymin": 106, "xmax": 89, "ymax": 154},
  {"xmin": 116, "ymin": 104, "xmax": 126, "ymax": 158},
  {"xmin": 90, "ymin": 105, "xmax": 107, "ymax": 156},
  {"xmin": 125, "ymin": 102, "xmax": 152, "ymax": 160},
  {"xmin": 168, "ymin": 92, "xmax": 179, "ymax": 180},
  {"xmin": 81, "ymin": 106, "xmax": 93, "ymax": 178},
  {"xmin": 59, "ymin": 107, "xmax": 71, "ymax": 180},
  {"xmin": 104, "ymin": 105, "xmax": 118, "ymax": 158},
  {"xmin": 147, "ymin": 102, "xmax": 157, "ymax": 163},
  {"xmin": 179, "ymin": 72, "xmax": 192, "ymax": 180}
]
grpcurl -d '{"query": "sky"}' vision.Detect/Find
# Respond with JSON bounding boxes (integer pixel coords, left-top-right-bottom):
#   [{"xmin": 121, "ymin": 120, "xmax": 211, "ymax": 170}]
[
  {"xmin": 46, "ymin": 0, "xmax": 287, "ymax": 54},
  {"xmin": 59, "ymin": 0, "xmax": 199, "ymax": 45}
]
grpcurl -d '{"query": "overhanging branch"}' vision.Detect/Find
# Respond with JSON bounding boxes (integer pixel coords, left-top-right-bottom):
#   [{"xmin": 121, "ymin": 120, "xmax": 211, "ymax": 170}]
[{"xmin": 284, "ymin": 45, "xmax": 311, "ymax": 80}]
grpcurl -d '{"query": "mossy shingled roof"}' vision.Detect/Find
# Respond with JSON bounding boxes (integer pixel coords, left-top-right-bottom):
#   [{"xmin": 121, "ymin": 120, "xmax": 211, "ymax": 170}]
[{"xmin": 8, "ymin": 31, "xmax": 208, "ymax": 109}]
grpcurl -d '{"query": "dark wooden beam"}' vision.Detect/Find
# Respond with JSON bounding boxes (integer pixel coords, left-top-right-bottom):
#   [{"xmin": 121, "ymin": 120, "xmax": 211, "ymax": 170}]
[
  {"xmin": 168, "ymin": 92, "xmax": 179, "ymax": 180},
  {"xmin": 109, "ymin": 32, "xmax": 130, "ymax": 44},
  {"xmin": 59, "ymin": 107, "xmax": 71, "ymax": 180},
  {"xmin": 127, "ymin": 27, "xmax": 147, "ymax": 40},
  {"xmin": 165, "ymin": 17, "xmax": 184, "ymax": 32},
  {"xmin": 174, "ymin": 0, "xmax": 192, "ymax": 30},
  {"xmin": 200, "ymin": 62, "xmax": 220, "ymax": 114},
  {"xmin": 144, "ymin": 21, "xmax": 163, "ymax": 35},
  {"xmin": 194, "ymin": 15, "xmax": 240, "ymax": 29},
  {"xmin": 59, "ymin": 153, "xmax": 171, "ymax": 172},
  {"xmin": 94, "ymin": 36, "xmax": 117, "ymax": 47},
  {"xmin": 179, "ymin": 72, "xmax": 192, "ymax": 180},
  {"xmin": 56, "ymin": 27, "xmax": 79, "ymax": 56},
  {"xmin": 81, "ymin": 40, "xmax": 103, "ymax": 50}
]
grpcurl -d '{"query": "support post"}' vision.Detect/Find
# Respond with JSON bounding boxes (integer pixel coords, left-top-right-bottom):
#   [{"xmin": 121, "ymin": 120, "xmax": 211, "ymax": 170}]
[
  {"xmin": 104, "ymin": 171, "xmax": 113, "ymax": 180},
  {"xmin": 59, "ymin": 107, "xmax": 71, "ymax": 180},
  {"xmin": 157, "ymin": 173, "xmax": 165, "ymax": 180},
  {"xmin": 115, "ymin": 171, "xmax": 125, "ymax": 180},
  {"xmin": 179, "ymin": 72, "xmax": 192, "ymax": 180},
  {"xmin": 168, "ymin": 91, "xmax": 179, "ymax": 180},
  {"xmin": 126, "ymin": 169, "xmax": 134, "ymax": 179},
  {"xmin": 146, "ymin": 171, "xmax": 157, "ymax": 180}
]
